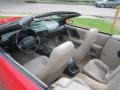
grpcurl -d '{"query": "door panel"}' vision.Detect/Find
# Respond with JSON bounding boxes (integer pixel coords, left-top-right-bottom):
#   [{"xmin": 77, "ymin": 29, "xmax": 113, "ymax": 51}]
[
  {"xmin": 76, "ymin": 28, "xmax": 110, "ymax": 58},
  {"xmin": 95, "ymin": 32, "xmax": 110, "ymax": 46},
  {"xmin": 65, "ymin": 25, "xmax": 110, "ymax": 58},
  {"xmin": 65, "ymin": 25, "xmax": 86, "ymax": 46},
  {"xmin": 65, "ymin": 25, "xmax": 120, "ymax": 70}
]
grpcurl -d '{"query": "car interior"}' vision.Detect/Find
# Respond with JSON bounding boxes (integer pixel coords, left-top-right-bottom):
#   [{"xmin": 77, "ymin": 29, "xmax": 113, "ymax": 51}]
[{"xmin": 0, "ymin": 12, "xmax": 120, "ymax": 90}]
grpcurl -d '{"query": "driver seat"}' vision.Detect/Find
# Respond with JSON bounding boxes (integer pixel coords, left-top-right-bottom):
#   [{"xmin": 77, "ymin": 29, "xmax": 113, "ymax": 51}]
[{"xmin": 23, "ymin": 41, "xmax": 76, "ymax": 84}]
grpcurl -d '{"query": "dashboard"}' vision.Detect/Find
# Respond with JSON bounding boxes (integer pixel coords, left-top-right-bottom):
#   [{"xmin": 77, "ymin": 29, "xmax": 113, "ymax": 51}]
[
  {"xmin": 0, "ymin": 18, "xmax": 66, "ymax": 55},
  {"xmin": 30, "ymin": 20, "xmax": 60, "ymax": 33},
  {"xmin": 0, "ymin": 19, "xmax": 61, "ymax": 42},
  {"xmin": 1, "ymin": 30, "xmax": 18, "ymax": 41}
]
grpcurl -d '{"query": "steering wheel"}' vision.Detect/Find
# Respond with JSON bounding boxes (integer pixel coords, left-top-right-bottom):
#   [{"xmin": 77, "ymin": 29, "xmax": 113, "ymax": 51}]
[{"xmin": 16, "ymin": 28, "xmax": 40, "ymax": 53}]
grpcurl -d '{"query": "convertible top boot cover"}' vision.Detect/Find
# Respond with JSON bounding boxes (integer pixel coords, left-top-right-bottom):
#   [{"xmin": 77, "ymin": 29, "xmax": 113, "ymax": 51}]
[
  {"xmin": 52, "ymin": 77, "xmax": 92, "ymax": 90},
  {"xmin": 52, "ymin": 71, "xmax": 120, "ymax": 90},
  {"xmin": 74, "ymin": 73, "xmax": 107, "ymax": 90}
]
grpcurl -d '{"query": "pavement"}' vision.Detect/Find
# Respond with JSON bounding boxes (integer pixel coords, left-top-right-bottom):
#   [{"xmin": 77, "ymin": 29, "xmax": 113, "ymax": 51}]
[{"xmin": 0, "ymin": 1, "xmax": 118, "ymax": 18}]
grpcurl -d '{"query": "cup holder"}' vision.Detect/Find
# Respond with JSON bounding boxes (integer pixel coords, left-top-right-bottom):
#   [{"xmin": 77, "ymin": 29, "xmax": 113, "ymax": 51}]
[{"xmin": 64, "ymin": 58, "xmax": 80, "ymax": 77}]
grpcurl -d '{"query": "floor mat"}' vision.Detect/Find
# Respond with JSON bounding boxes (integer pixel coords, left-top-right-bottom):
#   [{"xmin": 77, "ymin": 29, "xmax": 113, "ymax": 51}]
[{"xmin": 11, "ymin": 51, "xmax": 40, "ymax": 65}]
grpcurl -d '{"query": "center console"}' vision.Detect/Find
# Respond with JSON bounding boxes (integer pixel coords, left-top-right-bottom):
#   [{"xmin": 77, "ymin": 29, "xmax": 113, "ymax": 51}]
[
  {"xmin": 64, "ymin": 58, "xmax": 80, "ymax": 77},
  {"xmin": 36, "ymin": 30, "xmax": 52, "ymax": 56}
]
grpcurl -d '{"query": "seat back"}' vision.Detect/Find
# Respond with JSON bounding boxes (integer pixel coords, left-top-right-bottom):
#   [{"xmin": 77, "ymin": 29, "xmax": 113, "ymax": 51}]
[
  {"xmin": 74, "ymin": 28, "xmax": 98, "ymax": 64},
  {"xmin": 37, "ymin": 41, "xmax": 76, "ymax": 84}
]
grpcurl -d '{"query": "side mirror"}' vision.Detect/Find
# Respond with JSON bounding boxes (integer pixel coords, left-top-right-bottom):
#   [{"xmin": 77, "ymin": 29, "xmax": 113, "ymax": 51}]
[{"xmin": 66, "ymin": 19, "xmax": 73, "ymax": 24}]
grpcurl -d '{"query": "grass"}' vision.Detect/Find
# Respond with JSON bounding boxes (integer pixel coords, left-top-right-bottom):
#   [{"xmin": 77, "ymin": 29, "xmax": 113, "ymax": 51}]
[
  {"xmin": 0, "ymin": 16, "xmax": 9, "ymax": 19},
  {"xmin": 71, "ymin": 17, "xmax": 120, "ymax": 35}
]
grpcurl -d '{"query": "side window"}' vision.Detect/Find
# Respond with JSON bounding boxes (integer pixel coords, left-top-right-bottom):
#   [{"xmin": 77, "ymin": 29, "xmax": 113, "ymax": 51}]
[{"xmin": 67, "ymin": 16, "xmax": 120, "ymax": 35}]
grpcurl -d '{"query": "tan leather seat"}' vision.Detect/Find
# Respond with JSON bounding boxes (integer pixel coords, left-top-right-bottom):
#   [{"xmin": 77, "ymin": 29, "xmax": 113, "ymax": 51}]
[
  {"xmin": 73, "ymin": 28, "xmax": 98, "ymax": 64},
  {"xmin": 23, "ymin": 56, "xmax": 49, "ymax": 76},
  {"xmin": 23, "ymin": 41, "xmax": 76, "ymax": 84},
  {"xmin": 83, "ymin": 59, "xmax": 120, "ymax": 84}
]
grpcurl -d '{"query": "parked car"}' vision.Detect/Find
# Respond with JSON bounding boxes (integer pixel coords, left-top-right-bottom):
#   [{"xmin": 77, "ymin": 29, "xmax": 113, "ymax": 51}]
[
  {"xmin": 0, "ymin": 11, "xmax": 120, "ymax": 90},
  {"xmin": 0, "ymin": 16, "xmax": 21, "ymax": 25},
  {"xmin": 95, "ymin": 0, "xmax": 120, "ymax": 8}
]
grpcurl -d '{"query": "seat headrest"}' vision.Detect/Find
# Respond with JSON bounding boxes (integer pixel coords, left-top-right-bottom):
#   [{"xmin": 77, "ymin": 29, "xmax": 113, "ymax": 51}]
[
  {"xmin": 84, "ymin": 28, "xmax": 98, "ymax": 45},
  {"xmin": 85, "ymin": 28, "xmax": 98, "ymax": 40},
  {"xmin": 52, "ymin": 41, "xmax": 75, "ymax": 54}
]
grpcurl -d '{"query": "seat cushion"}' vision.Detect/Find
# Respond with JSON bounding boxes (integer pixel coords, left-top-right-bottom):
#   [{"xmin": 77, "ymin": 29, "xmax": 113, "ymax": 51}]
[
  {"xmin": 83, "ymin": 59, "xmax": 110, "ymax": 84},
  {"xmin": 23, "ymin": 56, "xmax": 49, "ymax": 76},
  {"xmin": 74, "ymin": 73, "xmax": 107, "ymax": 90}
]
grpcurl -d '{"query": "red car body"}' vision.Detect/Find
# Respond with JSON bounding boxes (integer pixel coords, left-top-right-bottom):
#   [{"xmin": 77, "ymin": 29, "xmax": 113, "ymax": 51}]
[{"xmin": 0, "ymin": 55, "xmax": 43, "ymax": 90}]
